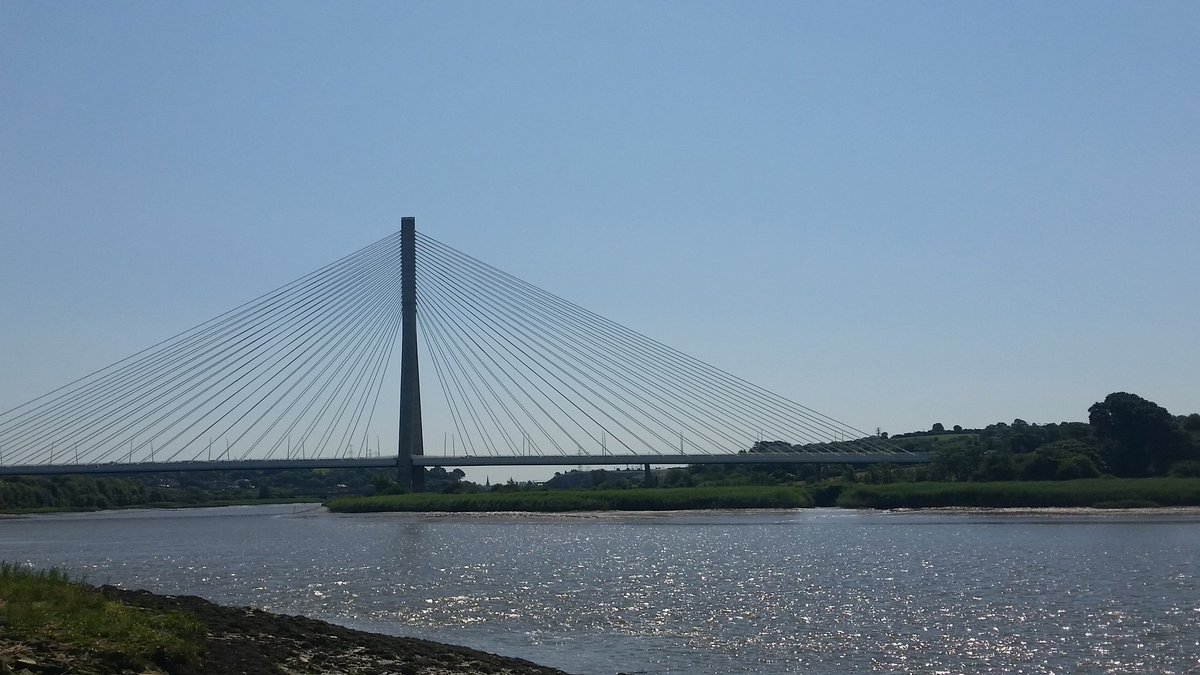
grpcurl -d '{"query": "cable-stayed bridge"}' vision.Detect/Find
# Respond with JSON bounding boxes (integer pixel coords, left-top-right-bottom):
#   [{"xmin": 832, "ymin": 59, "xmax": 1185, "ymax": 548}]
[{"xmin": 0, "ymin": 219, "xmax": 927, "ymax": 488}]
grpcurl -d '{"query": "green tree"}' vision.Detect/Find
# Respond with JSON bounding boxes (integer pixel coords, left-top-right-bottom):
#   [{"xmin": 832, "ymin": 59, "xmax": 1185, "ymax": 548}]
[
  {"xmin": 1088, "ymin": 392, "xmax": 1183, "ymax": 476},
  {"xmin": 372, "ymin": 474, "xmax": 397, "ymax": 495},
  {"xmin": 662, "ymin": 468, "xmax": 694, "ymax": 487},
  {"xmin": 976, "ymin": 452, "xmax": 1017, "ymax": 481},
  {"xmin": 927, "ymin": 444, "xmax": 982, "ymax": 481},
  {"xmin": 1017, "ymin": 440, "xmax": 1101, "ymax": 480},
  {"xmin": 1008, "ymin": 419, "xmax": 1043, "ymax": 454}
]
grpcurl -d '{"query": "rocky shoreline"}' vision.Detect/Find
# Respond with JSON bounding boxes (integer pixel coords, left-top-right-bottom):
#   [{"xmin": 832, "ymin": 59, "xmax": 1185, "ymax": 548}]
[{"xmin": 2, "ymin": 586, "xmax": 573, "ymax": 675}]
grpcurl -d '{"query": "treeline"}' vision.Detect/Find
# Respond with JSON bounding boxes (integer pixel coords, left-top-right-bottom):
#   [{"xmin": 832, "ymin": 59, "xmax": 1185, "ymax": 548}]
[
  {"xmin": 0, "ymin": 465, "xmax": 475, "ymax": 511},
  {"xmin": 546, "ymin": 391, "xmax": 1200, "ymax": 490},
  {"xmin": 0, "ymin": 467, "xmax": 390, "ymax": 511},
  {"xmin": 6, "ymin": 391, "xmax": 1197, "ymax": 510},
  {"xmin": 898, "ymin": 392, "xmax": 1200, "ymax": 482},
  {"xmin": 737, "ymin": 391, "xmax": 1200, "ymax": 485},
  {"xmin": 0, "ymin": 475, "xmax": 156, "ymax": 510}
]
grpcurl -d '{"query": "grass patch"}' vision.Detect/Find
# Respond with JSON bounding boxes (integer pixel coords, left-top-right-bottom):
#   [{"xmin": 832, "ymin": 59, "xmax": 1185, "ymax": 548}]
[
  {"xmin": 328, "ymin": 486, "xmax": 812, "ymax": 513},
  {"xmin": 0, "ymin": 562, "xmax": 204, "ymax": 670},
  {"xmin": 837, "ymin": 478, "xmax": 1200, "ymax": 509}
]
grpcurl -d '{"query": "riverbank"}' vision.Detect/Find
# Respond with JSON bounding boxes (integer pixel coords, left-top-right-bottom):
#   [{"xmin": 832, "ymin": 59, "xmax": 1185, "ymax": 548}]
[
  {"xmin": 326, "ymin": 479, "xmax": 1200, "ymax": 513},
  {"xmin": 327, "ymin": 485, "xmax": 812, "ymax": 513},
  {"xmin": 0, "ymin": 565, "xmax": 571, "ymax": 675},
  {"xmin": 836, "ymin": 477, "xmax": 1200, "ymax": 509}
]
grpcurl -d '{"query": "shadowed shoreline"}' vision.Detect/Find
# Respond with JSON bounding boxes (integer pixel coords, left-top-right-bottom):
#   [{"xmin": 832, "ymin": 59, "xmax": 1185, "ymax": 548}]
[{"xmin": 1, "ymin": 583, "xmax": 575, "ymax": 675}]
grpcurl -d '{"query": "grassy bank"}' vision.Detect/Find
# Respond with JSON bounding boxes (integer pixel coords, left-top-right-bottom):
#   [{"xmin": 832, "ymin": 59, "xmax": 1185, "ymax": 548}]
[
  {"xmin": 836, "ymin": 478, "xmax": 1200, "ymax": 509},
  {"xmin": 0, "ymin": 564, "xmax": 569, "ymax": 675},
  {"xmin": 329, "ymin": 479, "xmax": 1200, "ymax": 514},
  {"xmin": 327, "ymin": 485, "xmax": 812, "ymax": 513},
  {"xmin": 0, "ymin": 562, "xmax": 204, "ymax": 672}
]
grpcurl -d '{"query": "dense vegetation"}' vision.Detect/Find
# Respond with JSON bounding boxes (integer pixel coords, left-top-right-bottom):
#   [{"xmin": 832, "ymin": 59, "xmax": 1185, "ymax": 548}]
[
  {"xmin": 5, "ymin": 391, "xmax": 1199, "ymax": 513},
  {"xmin": 554, "ymin": 391, "xmax": 1200, "ymax": 491},
  {"xmin": 0, "ymin": 466, "xmax": 479, "ymax": 512},
  {"xmin": 0, "ymin": 468, "xmax": 365, "ymax": 512},
  {"xmin": 0, "ymin": 475, "xmax": 158, "ymax": 511},
  {"xmin": 502, "ymin": 391, "xmax": 1200, "ymax": 511},
  {"xmin": 890, "ymin": 392, "xmax": 1200, "ymax": 482},
  {"xmin": 328, "ymin": 486, "xmax": 811, "ymax": 513},
  {"xmin": 331, "ymin": 478, "xmax": 1200, "ymax": 513},
  {"xmin": 0, "ymin": 562, "xmax": 204, "ymax": 671},
  {"xmin": 836, "ymin": 478, "xmax": 1200, "ymax": 509}
]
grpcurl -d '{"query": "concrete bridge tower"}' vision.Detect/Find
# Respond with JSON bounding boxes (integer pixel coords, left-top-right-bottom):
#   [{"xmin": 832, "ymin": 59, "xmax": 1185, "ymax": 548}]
[{"xmin": 397, "ymin": 217, "xmax": 424, "ymax": 491}]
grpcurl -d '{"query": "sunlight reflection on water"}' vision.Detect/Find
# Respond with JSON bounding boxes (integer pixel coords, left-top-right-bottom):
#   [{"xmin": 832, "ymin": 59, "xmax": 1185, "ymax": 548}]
[{"xmin": 2, "ymin": 505, "xmax": 1199, "ymax": 674}]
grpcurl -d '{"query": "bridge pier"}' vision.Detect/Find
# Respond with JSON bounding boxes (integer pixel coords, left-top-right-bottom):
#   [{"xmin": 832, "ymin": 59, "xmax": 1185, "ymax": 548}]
[
  {"xmin": 398, "ymin": 216, "xmax": 425, "ymax": 492},
  {"xmin": 398, "ymin": 460, "xmax": 424, "ymax": 493}
]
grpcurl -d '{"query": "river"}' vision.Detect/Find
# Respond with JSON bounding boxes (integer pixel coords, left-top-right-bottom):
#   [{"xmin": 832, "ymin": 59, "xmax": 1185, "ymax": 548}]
[{"xmin": 2, "ymin": 505, "xmax": 1198, "ymax": 674}]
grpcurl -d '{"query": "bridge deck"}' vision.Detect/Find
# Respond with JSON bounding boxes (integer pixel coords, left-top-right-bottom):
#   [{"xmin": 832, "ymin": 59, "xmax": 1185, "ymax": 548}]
[{"xmin": 0, "ymin": 452, "xmax": 928, "ymax": 476}]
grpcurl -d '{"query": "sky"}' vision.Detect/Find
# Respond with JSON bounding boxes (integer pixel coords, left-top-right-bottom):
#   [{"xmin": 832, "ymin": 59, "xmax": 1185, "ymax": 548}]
[{"xmin": 2, "ymin": 2, "xmax": 1198, "ymax": 480}]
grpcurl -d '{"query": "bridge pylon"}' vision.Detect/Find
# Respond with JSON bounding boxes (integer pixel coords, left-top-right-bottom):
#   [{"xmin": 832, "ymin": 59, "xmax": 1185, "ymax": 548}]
[
  {"xmin": 0, "ymin": 218, "xmax": 925, "ymax": 479},
  {"xmin": 397, "ymin": 216, "xmax": 424, "ymax": 492}
]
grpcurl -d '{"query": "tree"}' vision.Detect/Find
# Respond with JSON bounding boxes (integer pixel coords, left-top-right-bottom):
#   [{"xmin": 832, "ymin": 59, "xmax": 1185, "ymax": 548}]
[
  {"xmin": 1018, "ymin": 440, "xmax": 1102, "ymax": 480},
  {"xmin": 662, "ymin": 468, "xmax": 694, "ymax": 487},
  {"xmin": 1088, "ymin": 392, "xmax": 1182, "ymax": 476},
  {"xmin": 372, "ymin": 474, "xmax": 397, "ymax": 495},
  {"xmin": 927, "ymin": 444, "xmax": 982, "ymax": 481},
  {"xmin": 1008, "ymin": 422, "xmax": 1044, "ymax": 454},
  {"xmin": 976, "ymin": 452, "xmax": 1017, "ymax": 481},
  {"xmin": 931, "ymin": 422, "xmax": 945, "ymax": 433}
]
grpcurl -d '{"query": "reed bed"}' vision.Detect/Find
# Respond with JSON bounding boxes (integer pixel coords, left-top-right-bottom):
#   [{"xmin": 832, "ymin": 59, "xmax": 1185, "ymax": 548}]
[
  {"xmin": 836, "ymin": 478, "xmax": 1200, "ymax": 509},
  {"xmin": 327, "ymin": 486, "xmax": 812, "ymax": 513}
]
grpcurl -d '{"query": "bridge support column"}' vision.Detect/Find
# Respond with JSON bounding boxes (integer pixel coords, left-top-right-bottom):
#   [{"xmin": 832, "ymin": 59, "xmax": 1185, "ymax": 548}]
[
  {"xmin": 398, "ymin": 217, "xmax": 425, "ymax": 492},
  {"xmin": 644, "ymin": 463, "xmax": 653, "ymax": 487}
]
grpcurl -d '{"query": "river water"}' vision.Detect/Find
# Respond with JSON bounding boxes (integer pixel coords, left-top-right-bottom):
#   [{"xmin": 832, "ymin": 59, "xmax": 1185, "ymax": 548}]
[{"xmin": 2, "ymin": 505, "xmax": 1198, "ymax": 674}]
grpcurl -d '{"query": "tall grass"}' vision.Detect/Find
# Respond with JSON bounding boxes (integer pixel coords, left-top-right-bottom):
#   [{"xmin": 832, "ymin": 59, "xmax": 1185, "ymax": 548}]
[
  {"xmin": 328, "ymin": 479, "xmax": 1200, "ymax": 513},
  {"xmin": 327, "ymin": 486, "xmax": 812, "ymax": 513},
  {"xmin": 0, "ymin": 562, "xmax": 204, "ymax": 668},
  {"xmin": 837, "ymin": 478, "xmax": 1200, "ymax": 509}
]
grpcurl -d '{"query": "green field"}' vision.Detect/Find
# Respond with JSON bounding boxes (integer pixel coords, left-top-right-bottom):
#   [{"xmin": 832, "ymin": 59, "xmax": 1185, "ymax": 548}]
[{"xmin": 327, "ymin": 485, "xmax": 813, "ymax": 513}]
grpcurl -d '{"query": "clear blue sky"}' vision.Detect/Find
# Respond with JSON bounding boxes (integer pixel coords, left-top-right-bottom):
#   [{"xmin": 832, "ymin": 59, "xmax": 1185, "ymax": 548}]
[{"xmin": 2, "ymin": 2, "xmax": 1198, "ymax": 456}]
